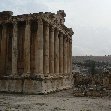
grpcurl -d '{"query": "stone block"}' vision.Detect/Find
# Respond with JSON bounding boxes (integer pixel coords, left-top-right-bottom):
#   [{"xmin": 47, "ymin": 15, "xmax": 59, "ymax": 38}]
[
  {"xmin": 8, "ymin": 80, "xmax": 23, "ymax": 93},
  {"xmin": 59, "ymin": 78, "xmax": 64, "ymax": 90},
  {"xmin": 47, "ymin": 79, "xmax": 52, "ymax": 93},
  {"xmin": 23, "ymin": 79, "xmax": 42, "ymax": 94},
  {"xmin": 51, "ymin": 79, "xmax": 56, "ymax": 92},
  {"xmin": 41, "ymin": 80, "xmax": 47, "ymax": 94},
  {"xmin": 8, "ymin": 80, "xmax": 15, "ymax": 92},
  {"xmin": 63, "ymin": 78, "xmax": 66, "ymax": 89},
  {"xmin": 11, "ymin": 80, "xmax": 22, "ymax": 93},
  {"xmin": 0, "ymin": 80, "xmax": 9, "ymax": 92},
  {"xmin": 56, "ymin": 79, "xmax": 60, "ymax": 91},
  {"xmin": 0, "ymin": 75, "xmax": 72, "ymax": 94},
  {"xmin": 14, "ymin": 80, "xmax": 23, "ymax": 92},
  {"xmin": 74, "ymin": 92, "xmax": 85, "ymax": 97}
]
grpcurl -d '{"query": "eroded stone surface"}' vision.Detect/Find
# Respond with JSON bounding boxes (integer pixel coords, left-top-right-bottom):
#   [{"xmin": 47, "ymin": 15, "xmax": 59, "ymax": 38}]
[{"xmin": 0, "ymin": 10, "xmax": 74, "ymax": 94}]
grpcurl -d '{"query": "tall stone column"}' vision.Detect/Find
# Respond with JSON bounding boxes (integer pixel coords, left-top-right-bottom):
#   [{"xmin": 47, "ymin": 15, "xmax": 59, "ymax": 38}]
[
  {"xmin": 0, "ymin": 24, "xmax": 7, "ymax": 75},
  {"xmin": 12, "ymin": 22, "xmax": 18, "ymax": 76},
  {"xmin": 59, "ymin": 32, "xmax": 63, "ymax": 74},
  {"xmin": 54, "ymin": 28, "xmax": 59, "ymax": 74},
  {"xmin": 23, "ymin": 20, "xmax": 31, "ymax": 76},
  {"xmin": 0, "ymin": 26, "xmax": 2, "ymax": 55},
  {"xmin": 67, "ymin": 37, "xmax": 70, "ymax": 74},
  {"xmin": 70, "ymin": 38, "xmax": 72, "ymax": 74},
  {"xmin": 43, "ymin": 22, "xmax": 49, "ymax": 75},
  {"xmin": 63, "ymin": 35, "xmax": 67, "ymax": 74},
  {"xmin": 35, "ymin": 18, "xmax": 43, "ymax": 74},
  {"xmin": 49, "ymin": 26, "xmax": 54, "ymax": 74}
]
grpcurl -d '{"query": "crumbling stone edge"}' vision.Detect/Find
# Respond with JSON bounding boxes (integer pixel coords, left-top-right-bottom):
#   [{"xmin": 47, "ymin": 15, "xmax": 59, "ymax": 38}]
[{"xmin": 0, "ymin": 75, "xmax": 72, "ymax": 95}]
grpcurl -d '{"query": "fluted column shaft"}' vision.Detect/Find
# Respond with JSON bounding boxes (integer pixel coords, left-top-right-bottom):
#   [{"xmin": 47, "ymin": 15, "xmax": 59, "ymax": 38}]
[
  {"xmin": 63, "ymin": 35, "xmax": 67, "ymax": 74},
  {"xmin": 54, "ymin": 28, "xmax": 59, "ymax": 74},
  {"xmin": 0, "ymin": 26, "xmax": 2, "ymax": 55},
  {"xmin": 0, "ymin": 24, "xmax": 7, "ymax": 75},
  {"xmin": 67, "ymin": 37, "xmax": 70, "ymax": 74},
  {"xmin": 24, "ymin": 20, "xmax": 31, "ymax": 75},
  {"xmin": 59, "ymin": 32, "xmax": 63, "ymax": 74},
  {"xmin": 12, "ymin": 22, "xmax": 18, "ymax": 76},
  {"xmin": 43, "ymin": 22, "xmax": 49, "ymax": 75},
  {"xmin": 35, "ymin": 19, "xmax": 43, "ymax": 74},
  {"xmin": 49, "ymin": 26, "xmax": 54, "ymax": 74},
  {"xmin": 70, "ymin": 39, "xmax": 72, "ymax": 74},
  {"xmin": 0, "ymin": 26, "xmax": 2, "ymax": 76}
]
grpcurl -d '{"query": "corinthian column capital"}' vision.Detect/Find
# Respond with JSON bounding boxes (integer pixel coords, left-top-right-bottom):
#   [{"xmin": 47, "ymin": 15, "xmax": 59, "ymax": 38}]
[
  {"xmin": 44, "ymin": 21, "xmax": 49, "ymax": 27},
  {"xmin": 50, "ymin": 26, "xmax": 54, "ymax": 32},
  {"xmin": 26, "ymin": 19, "xmax": 31, "ymax": 25},
  {"xmin": 38, "ymin": 18, "xmax": 43, "ymax": 25}
]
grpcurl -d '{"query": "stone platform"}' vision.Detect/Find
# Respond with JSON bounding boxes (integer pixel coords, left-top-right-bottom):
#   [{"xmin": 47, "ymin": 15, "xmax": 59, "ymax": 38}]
[{"xmin": 0, "ymin": 75, "xmax": 72, "ymax": 94}]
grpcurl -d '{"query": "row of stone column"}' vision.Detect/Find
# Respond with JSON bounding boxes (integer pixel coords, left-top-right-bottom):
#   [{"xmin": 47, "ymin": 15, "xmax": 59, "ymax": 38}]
[{"xmin": 0, "ymin": 19, "xmax": 72, "ymax": 77}]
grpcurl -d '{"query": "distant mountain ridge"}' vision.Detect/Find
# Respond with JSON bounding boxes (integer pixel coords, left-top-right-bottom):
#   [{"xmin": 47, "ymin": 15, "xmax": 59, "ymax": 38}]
[{"xmin": 73, "ymin": 56, "xmax": 111, "ymax": 63}]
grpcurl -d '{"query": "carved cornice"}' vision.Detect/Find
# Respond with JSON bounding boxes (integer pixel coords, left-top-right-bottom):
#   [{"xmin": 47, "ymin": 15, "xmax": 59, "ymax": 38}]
[{"xmin": 0, "ymin": 10, "xmax": 74, "ymax": 37}]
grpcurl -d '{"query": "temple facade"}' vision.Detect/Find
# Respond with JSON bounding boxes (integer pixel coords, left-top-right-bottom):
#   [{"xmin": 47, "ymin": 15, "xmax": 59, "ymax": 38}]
[{"xmin": 0, "ymin": 10, "xmax": 74, "ymax": 94}]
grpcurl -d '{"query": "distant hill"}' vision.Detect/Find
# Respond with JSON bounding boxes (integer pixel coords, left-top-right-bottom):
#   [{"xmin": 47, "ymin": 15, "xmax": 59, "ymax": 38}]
[{"xmin": 73, "ymin": 56, "xmax": 111, "ymax": 64}]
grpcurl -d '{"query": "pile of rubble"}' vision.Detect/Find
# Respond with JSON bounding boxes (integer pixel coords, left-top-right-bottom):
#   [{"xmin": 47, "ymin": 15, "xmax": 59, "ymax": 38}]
[{"xmin": 73, "ymin": 85, "xmax": 109, "ymax": 97}]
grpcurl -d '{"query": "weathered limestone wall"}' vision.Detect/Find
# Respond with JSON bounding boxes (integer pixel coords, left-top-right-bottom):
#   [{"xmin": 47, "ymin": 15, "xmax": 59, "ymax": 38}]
[
  {"xmin": 0, "ymin": 76, "xmax": 72, "ymax": 94},
  {"xmin": 0, "ymin": 10, "xmax": 74, "ymax": 94}
]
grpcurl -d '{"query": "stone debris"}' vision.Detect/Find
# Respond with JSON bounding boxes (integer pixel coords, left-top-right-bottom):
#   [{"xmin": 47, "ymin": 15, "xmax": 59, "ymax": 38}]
[
  {"xmin": 73, "ymin": 84, "xmax": 110, "ymax": 97},
  {"xmin": 73, "ymin": 69, "xmax": 111, "ymax": 97}
]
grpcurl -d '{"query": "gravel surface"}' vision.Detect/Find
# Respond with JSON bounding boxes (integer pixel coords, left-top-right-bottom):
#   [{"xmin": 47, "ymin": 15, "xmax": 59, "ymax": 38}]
[{"xmin": 0, "ymin": 89, "xmax": 111, "ymax": 111}]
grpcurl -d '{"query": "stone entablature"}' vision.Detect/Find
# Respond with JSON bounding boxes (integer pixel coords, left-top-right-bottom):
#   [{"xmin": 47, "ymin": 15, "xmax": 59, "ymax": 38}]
[
  {"xmin": 0, "ymin": 10, "xmax": 74, "ymax": 94},
  {"xmin": 0, "ymin": 10, "xmax": 73, "ymax": 38}
]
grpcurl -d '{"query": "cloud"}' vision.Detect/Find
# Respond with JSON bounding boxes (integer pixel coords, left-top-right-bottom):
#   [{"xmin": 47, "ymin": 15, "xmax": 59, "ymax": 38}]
[
  {"xmin": 0, "ymin": 0, "xmax": 111, "ymax": 56},
  {"xmin": 0, "ymin": 0, "xmax": 49, "ymax": 15}
]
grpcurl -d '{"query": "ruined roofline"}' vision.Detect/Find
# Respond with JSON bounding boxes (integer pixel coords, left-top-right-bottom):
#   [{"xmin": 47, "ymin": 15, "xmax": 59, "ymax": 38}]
[{"xmin": 0, "ymin": 10, "xmax": 74, "ymax": 36}]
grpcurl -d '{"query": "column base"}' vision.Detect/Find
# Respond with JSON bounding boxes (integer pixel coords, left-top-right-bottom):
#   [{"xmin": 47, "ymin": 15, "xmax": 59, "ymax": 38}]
[{"xmin": 0, "ymin": 73, "xmax": 72, "ymax": 94}]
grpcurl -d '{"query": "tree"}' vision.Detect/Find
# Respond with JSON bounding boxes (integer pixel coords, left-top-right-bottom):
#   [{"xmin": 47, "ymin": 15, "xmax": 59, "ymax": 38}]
[
  {"xmin": 84, "ymin": 60, "xmax": 96, "ymax": 75},
  {"xmin": 90, "ymin": 61, "xmax": 96, "ymax": 75}
]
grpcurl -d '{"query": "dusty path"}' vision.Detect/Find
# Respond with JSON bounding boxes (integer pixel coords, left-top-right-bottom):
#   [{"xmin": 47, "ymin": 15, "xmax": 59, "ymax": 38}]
[{"xmin": 0, "ymin": 89, "xmax": 111, "ymax": 111}]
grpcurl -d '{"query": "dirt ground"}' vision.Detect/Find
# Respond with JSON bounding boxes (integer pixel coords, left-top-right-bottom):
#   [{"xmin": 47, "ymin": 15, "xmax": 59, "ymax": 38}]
[{"xmin": 0, "ymin": 89, "xmax": 111, "ymax": 111}]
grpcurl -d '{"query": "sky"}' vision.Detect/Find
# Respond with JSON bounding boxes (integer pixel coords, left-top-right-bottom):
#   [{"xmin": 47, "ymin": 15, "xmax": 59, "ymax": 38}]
[{"xmin": 0, "ymin": 0, "xmax": 111, "ymax": 56}]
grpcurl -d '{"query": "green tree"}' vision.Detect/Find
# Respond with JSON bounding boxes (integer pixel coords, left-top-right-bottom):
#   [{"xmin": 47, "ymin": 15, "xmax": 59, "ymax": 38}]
[{"xmin": 90, "ymin": 61, "xmax": 96, "ymax": 75}]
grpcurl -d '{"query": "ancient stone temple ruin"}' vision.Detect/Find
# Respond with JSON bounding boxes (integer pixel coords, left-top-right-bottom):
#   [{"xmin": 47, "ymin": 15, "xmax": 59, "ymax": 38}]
[{"xmin": 0, "ymin": 10, "xmax": 74, "ymax": 94}]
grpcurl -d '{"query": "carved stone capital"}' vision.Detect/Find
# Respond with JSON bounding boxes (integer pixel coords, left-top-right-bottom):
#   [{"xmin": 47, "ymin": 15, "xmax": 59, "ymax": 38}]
[
  {"xmin": 44, "ymin": 21, "xmax": 49, "ymax": 27},
  {"xmin": 2, "ymin": 23, "xmax": 7, "ymax": 28},
  {"xmin": 70, "ymin": 38, "xmax": 72, "ymax": 43},
  {"xmin": 49, "ymin": 26, "xmax": 54, "ymax": 32},
  {"xmin": 26, "ymin": 19, "xmax": 31, "ymax": 25},
  {"xmin": 63, "ymin": 35, "xmax": 68, "ymax": 41},
  {"xmin": 37, "ymin": 18, "xmax": 43, "ymax": 25},
  {"xmin": 13, "ymin": 21, "xmax": 18, "ymax": 28},
  {"xmin": 54, "ymin": 27, "xmax": 59, "ymax": 34},
  {"xmin": 59, "ymin": 31, "xmax": 63, "ymax": 36}
]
